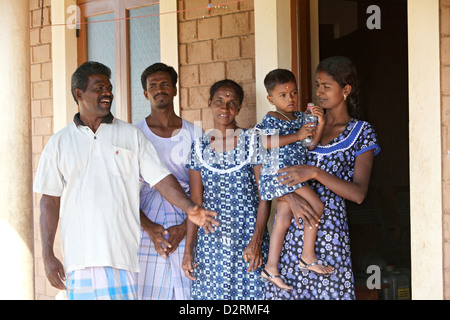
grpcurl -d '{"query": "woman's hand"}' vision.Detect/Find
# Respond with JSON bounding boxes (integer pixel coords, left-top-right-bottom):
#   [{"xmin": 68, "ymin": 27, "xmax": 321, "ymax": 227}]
[
  {"xmin": 278, "ymin": 193, "xmax": 321, "ymax": 229},
  {"xmin": 243, "ymin": 239, "xmax": 263, "ymax": 273},
  {"xmin": 310, "ymin": 106, "xmax": 325, "ymax": 123},
  {"xmin": 277, "ymin": 165, "xmax": 316, "ymax": 187},
  {"xmin": 181, "ymin": 252, "xmax": 198, "ymax": 281}
]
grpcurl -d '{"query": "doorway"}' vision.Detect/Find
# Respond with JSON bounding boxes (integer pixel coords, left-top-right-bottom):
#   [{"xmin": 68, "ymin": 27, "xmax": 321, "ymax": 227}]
[{"xmin": 293, "ymin": 0, "xmax": 411, "ymax": 298}]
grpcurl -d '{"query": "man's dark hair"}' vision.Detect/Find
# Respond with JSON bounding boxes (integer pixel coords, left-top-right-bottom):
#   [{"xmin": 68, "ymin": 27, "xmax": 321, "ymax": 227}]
[
  {"xmin": 71, "ymin": 61, "xmax": 111, "ymax": 105},
  {"xmin": 263, "ymin": 69, "xmax": 297, "ymax": 94},
  {"xmin": 141, "ymin": 62, "xmax": 178, "ymax": 91}
]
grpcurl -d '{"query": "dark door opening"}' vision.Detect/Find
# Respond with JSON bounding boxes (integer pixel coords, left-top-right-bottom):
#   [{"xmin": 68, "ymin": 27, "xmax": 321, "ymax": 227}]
[{"xmin": 317, "ymin": 0, "xmax": 411, "ymax": 298}]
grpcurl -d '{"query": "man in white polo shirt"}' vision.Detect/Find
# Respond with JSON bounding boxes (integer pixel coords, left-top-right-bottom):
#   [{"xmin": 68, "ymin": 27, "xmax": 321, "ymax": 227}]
[{"xmin": 33, "ymin": 61, "xmax": 218, "ymax": 300}]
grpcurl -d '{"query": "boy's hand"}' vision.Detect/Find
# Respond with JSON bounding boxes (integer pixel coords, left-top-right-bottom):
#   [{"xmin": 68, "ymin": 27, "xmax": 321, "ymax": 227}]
[{"xmin": 297, "ymin": 123, "xmax": 316, "ymax": 141}]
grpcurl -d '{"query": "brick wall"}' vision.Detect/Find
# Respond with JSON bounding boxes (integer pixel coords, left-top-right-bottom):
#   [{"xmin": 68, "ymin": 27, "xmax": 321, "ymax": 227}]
[
  {"xmin": 441, "ymin": 0, "xmax": 450, "ymax": 300},
  {"xmin": 30, "ymin": 0, "xmax": 61, "ymax": 300},
  {"xmin": 177, "ymin": 0, "xmax": 256, "ymax": 129}
]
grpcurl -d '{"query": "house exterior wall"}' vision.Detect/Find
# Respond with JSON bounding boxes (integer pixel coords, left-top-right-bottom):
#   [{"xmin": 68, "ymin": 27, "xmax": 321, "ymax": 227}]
[
  {"xmin": 26, "ymin": 0, "xmax": 449, "ymax": 300},
  {"xmin": 441, "ymin": 0, "xmax": 450, "ymax": 300}
]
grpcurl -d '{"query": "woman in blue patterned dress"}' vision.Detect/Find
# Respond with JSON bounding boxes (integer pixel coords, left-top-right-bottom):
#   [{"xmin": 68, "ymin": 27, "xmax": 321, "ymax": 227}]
[
  {"xmin": 182, "ymin": 79, "xmax": 270, "ymax": 300},
  {"xmin": 264, "ymin": 56, "xmax": 381, "ymax": 300},
  {"xmin": 256, "ymin": 69, "xmax": 334, "ymax": 292}
]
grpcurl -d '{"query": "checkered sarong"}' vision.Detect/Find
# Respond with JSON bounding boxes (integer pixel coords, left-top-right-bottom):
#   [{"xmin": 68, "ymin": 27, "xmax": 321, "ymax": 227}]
[{"xmin": 66, "ymin": 266, "xmax": 138, "ymax": 300}]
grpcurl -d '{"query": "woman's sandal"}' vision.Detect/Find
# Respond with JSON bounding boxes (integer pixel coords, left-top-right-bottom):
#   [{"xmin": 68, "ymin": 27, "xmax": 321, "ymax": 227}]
[
  {"xmin": 297, "ymin": 257, "xmax": 335, "ymax": 277},
  {"xmin": 260, "ymin": 269, "xmax": 293, "ymax": 291}
]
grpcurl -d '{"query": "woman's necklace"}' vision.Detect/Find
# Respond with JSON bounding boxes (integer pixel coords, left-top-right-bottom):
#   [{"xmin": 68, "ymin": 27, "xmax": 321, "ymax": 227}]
[{"xmin": 274, "ymin": 110, "xmax": 293, "ymax": 121}]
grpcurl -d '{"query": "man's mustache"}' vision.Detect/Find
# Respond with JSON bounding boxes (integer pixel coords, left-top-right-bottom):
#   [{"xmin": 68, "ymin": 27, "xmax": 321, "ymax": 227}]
[{"xmin": 154, "ymin": 93, "xmax": 168, "ymax": 99}]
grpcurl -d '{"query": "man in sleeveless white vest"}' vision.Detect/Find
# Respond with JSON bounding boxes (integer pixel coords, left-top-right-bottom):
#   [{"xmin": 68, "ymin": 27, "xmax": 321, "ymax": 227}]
[{"xmin": 135, "ymin": 63, "xmax": 202, "ymax": 300}]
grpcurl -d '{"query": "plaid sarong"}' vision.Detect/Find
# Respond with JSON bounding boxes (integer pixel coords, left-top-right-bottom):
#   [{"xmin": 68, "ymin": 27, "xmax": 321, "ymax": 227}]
[{"xmin": 66, "ymin": 266, "xmax": 138, "ymax": 300}]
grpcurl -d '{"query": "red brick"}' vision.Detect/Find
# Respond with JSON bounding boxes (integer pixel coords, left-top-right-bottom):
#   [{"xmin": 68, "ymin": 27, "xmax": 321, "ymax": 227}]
[
  {"xmin": 32, "ymin": 44, "xmax": 51, "ymax": 63},
  {"xmin": 179, "ymin": 20, "xmax": 197, "ymax": 43},
  {"xmin": 444, "ymin": 182, "xmax": 450, "ymax": 215},
  {"xmin": 188, "ymin": 86, "xmax": 210, "ymax": 108},
  {"xmin": 31, "ymin": 64, "xmax": 41, "ymax": 82},
  {"xmin": 31, "ymin": 100, "xmax": 41, "ymax": 117},
  {"xmin": 29, "ymin": 0, "xmax": 40, "ymax": 10},
  {"xmin": 41, "ymin": 99, "xmax": 53, "ymax": 117},
  {"xmin": 180, "ymin": 87, "xmax": 189, "ymax": 109},
  {"xmin": 180, "ymin": 65, "xmax": 199, "ymax": 87},
  {"xmin": 187, "ymin": 40, "xmax": 213, "ymax": 63},
  {"xmin": 241, "ymin": 35, "xmax": 255, "ymax": 58},
  {"xmin": 213, "ymin": 37, "xmax": 240, "ymax": 60},
  {"xmin": 33, "ymin": 117, "xmax": 53, "ymax": 136},
  {"xmin": 181, "ymin": 109, "xmax": 202, "ymax": 123},
  {"xmin": 41, "ymin": 62, "xmax": 52, "ymax": 81},
  {"xmin": 236, "ymin": 105, "xmax": 256, "ymax": 128},
  {"xmin": 201, "ymin": 107, "xmax": 214, "ymax": 130},
  {"xmin": 33, "ymin": 81, "xmax": 51, "ymax": 100},
  {"xmin": 226, "ymin": 59, "xmax": 253, "ymax": 81},
  {"xmin": 199, "ymin": 62, "xmax": 226, "ymax": 85},
  {"xmin": 241, "ymin": 80, "xmax": 256, "ymax": 106},
  {"xmin": 184, "ymin": 0, "xmax": 210, "ymax": 20},
  {"xmin": 178, "ymin": 0, "xmax": 185, "ymax": 20},
  {"xmin": 442, "ymin": 37, "xmax": 450, "ymax": 64},
  {"xmin": 443, "ymin": 95, "xmax": 450, "ymax": 126},
  {"xmin": 40, "ymin": 26, "xmax": 52, "ymax": 44},
  {"xmin": 198, "ymin": 16, "xmax": 221, "ymax": 40},
  {"xmin": 179, "ymin": 44, "xmax": 187, "ymax": 65},
  {"xmin": 30, "ymin": 29, "xmax": 40, "ymax": 46},
  {"xmin": 442, "ymin": 7, "xmax": 450, "ymax": 35},
  {"xmin": 211, "ymin": 0, "xmax": 240, "ymax": 14},
  {"xmin": 240, "ymin": 0, "xmax": 254, "ymax": 11},
  {"xmin": 31, "ymin": 7, "xmax": 50, "ymax": 29},
  {"xmin": 222, "ymin": 12, "xmax": 250, "ymax": 37},
  {"xmin": 442, "ymin": 66, "xmax": 450, "ymax": 94},
  {"xmin": 32, "ymin": 136, "xmax": 43, "ymax": 154}
]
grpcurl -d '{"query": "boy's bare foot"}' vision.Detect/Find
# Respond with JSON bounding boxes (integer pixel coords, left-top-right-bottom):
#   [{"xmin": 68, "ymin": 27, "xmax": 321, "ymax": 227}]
[{"xmin": 261, "ymin": 268, "xmax": 293, "ymax": 291}]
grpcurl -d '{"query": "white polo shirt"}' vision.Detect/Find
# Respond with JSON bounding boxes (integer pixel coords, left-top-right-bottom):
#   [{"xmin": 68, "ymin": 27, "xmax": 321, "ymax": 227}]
[{"xmin": 33, "ymin": 113, "xmax": 171, "ymax": 274}]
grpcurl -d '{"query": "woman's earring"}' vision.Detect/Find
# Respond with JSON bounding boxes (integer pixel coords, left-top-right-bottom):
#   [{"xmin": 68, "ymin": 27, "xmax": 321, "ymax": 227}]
[{"xmin": 343, "ymin": 93, "xmax": 348, "ymax": 101}]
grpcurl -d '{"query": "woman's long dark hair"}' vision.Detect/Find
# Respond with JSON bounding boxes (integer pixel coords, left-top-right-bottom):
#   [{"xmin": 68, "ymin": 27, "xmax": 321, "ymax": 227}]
[{"xmin": 316, "ymin": 56, "xmax": 361, "ymax": 119}]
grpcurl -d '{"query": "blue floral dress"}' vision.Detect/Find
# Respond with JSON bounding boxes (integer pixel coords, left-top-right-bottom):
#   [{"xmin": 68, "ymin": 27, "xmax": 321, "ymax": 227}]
[
  {"xmin": 255, "ymin": 112, "xmax": 308, "ymax": 201},
  {"xmin": 186, "ymin": 129, "xmax": 270, "ymax": 300},
  {"xmin": 263, "ymin": 119, "xmax": 380, "ymax": 300}
]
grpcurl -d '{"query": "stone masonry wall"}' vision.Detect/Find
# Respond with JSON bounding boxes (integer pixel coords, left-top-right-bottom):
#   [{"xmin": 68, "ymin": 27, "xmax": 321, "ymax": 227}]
[
  {"xmin": 29, "ymin": 0, "xmax": 62, "ymax": 300},
  {"xmin": 177, "ymin": 0, "xmax": 256, "ymax": 129}
]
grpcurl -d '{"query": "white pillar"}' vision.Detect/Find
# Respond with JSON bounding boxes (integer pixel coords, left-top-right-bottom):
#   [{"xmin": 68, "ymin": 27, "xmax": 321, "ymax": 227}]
[
  {"xmin": 254, "ymin": 0, "xmax": 292, "ymax": 123},
  {"xmin": 408, "ymin": 0, "xmax": 443, "ymax": 300},
  {"xmin": 0, "ymin": 0, "xmax": 34, "ymax": 299}
]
